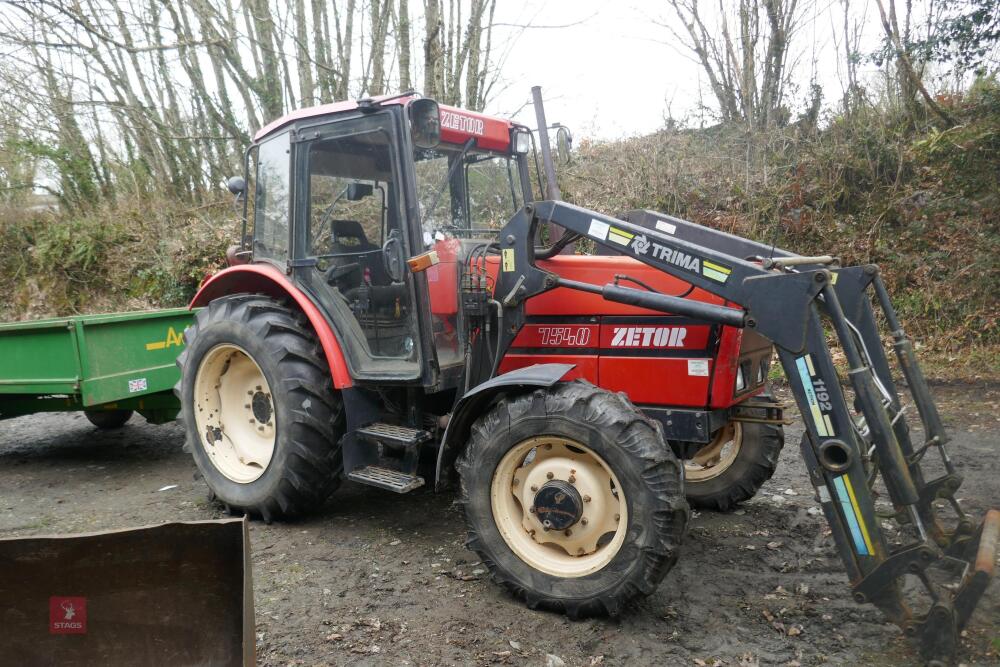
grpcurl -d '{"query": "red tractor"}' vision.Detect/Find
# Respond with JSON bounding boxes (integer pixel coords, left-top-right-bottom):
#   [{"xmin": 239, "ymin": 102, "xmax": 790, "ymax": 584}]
[{"xmin": 177, "ymin": 92, "xmax": 997, "ymax": 662}]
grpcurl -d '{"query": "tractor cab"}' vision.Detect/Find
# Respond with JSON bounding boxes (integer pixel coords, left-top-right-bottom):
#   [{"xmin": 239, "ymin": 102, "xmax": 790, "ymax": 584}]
[{"xmin": 242, "ymin": 95, "xmax": 534, "ymax": 389}]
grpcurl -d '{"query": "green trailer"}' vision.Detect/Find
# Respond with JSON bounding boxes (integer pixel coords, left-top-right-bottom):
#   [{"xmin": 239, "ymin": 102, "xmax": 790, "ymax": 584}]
[{"xmin": 0, "ymin": 308, "xmax": 195, "ymax": 426}]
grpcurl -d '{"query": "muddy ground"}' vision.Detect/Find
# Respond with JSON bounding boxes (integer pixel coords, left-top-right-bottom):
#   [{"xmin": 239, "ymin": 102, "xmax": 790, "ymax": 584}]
[{"xmin": 1, "ymin": 382, "xmax": 998, "ymax": 666}]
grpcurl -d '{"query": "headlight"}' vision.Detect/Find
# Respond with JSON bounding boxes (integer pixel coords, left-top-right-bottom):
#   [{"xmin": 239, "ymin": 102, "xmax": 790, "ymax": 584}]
[{"xmin": 513, "ymin": 130, "xmax": 531, "ymax": 155}]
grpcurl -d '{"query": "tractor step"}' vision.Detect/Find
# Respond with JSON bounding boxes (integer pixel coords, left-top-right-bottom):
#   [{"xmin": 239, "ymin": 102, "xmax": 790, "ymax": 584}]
[
  {"xmin": 347, "ymin": 465, "xmax": 425, "ymax": 493},
  {"xmin": 356, "ymin": 422, "xmax": 432, "ymax": 448}
]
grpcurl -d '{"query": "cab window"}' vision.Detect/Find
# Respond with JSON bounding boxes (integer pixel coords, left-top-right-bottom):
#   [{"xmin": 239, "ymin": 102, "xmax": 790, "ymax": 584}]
[{"xmin": 253, "ymin": 131, "xmax": 291, "ymax": 262}]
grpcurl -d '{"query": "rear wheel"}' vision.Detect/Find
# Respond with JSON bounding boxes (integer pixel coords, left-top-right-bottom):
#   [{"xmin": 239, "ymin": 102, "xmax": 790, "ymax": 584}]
[
  {"xmin": 84, "ymin": 409, "xmax": 133, "ymax": 429},
  {"xmin": 458, "ymin": 381, "xmax": 688, "ymax": 617},
  {"xmin": 176, "ymin": 295, "xmax": 344, "ymax": 521},
  {"xmin": 683, "ymin": 420, "xmax": 784, "ymax": 511}
]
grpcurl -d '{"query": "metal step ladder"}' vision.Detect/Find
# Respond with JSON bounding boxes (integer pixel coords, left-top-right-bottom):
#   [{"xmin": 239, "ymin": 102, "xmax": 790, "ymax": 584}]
[{"xmin": 346, "ymin": 422, "xmax": 431, "ymax": 493}]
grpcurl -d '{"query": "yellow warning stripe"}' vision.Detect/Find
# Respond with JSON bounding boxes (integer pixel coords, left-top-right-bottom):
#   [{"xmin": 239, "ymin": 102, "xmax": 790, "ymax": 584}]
[
  {"xmin": 842, "ymin": 474, "xmax": 875, "ymax": 555},
  {"xmin": 702, "ymin": 259, "xmax": 731, "ymax": 275}
]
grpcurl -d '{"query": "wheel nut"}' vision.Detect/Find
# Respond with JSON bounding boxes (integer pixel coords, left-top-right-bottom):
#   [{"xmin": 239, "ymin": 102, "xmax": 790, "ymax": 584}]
[
  {"xmin": 546, "ymin": 472, "xmax": 554, "ymax": 480},
  {"xmin": 583, "ymin": 495, "xmax": 591, "ymax": 503},
  {"xmin": 244, "ymin": 404, "xmax": 251, "ymax": 409},
  {"xmin": 564, "ymin": 529, "xmax": 572, "ymax": 537},
  {"xmin": 568, "ymin": 475, "xmax": 576, "ymax": 484},
  {"xmin": 258, "ymin": 426, "xmax": 264, "ymax": 432},
  {"xmin": 530, "ymin": 485, "xmax": 538, "ymax": 492},
  {"xmin": 529, "ymin": 506, "xmax": 536, "ymax": 513},
  {"xmin": 581, "ymin": 518, "xmax": 588, "ymax": 526},
  {"xmin": 255, "ymin": 385, "xmax": 262, "ymax": 390},
  {"xmin": 513, "ymin": 478, "xmax": 520, "ymax": 487},
  {"xmin": 614, "ymin": 513, "xmax": 620, "ymax": 522},
  {"xmin": 247, "ymin": 390, "xmax": 253, "ymax": 396},
  {"xmin": 577, "ymin": 547, "xmax": 585, "ymax": 555}
]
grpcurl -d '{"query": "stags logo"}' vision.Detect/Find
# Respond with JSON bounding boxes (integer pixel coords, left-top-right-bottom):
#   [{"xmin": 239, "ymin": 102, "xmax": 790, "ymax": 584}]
[
  {"xmin": 610, "ymin": 326, "xmax": 688, "ymax": 348},
  {"xmin": 49, "ymin": 596, "xmax": 87, "ymax": 634},
  {"xmin": 440, "ymin": 110, "xmax": 485, "ymax": 136}
]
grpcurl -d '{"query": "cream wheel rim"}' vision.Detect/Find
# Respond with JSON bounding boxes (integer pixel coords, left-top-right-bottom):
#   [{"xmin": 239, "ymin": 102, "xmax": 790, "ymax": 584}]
[
  {"xmin": 684, "ymin": 422, "xmax": 742, "ymax": 482},
  {"xmin": 193, "ymin": 344, "xmax": 276, "ymax": 483},
  {"xmin": 490, "ymin": 437, "xmax": 628, "ymax": 578}
]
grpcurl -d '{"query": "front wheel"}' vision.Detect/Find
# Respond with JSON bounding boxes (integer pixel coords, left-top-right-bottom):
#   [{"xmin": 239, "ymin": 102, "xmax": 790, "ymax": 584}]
[
  {"xmin": 458, "ymin": 381, "xmax": 689, "ymax": 617},
  {"xmin": 683, "ymin": 420, "xmax": 784, "ymax": 511}
]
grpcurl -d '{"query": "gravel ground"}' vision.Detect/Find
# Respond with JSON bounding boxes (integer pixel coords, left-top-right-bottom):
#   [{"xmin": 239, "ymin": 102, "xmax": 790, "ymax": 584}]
[{"xmin": 1, "ymin": 382, "xmax": 998, "ymax": 666}]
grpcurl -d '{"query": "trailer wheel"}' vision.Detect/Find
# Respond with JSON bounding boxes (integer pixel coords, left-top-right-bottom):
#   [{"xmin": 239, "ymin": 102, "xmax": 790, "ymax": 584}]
[
  {"xmin": 458, "ymin": 380, "xmax": 688, "ymax": 617},
  {"xmin": 84, "ymin": 409, "xmax": 133, "ymax": 429},
  {"xmin": 176, "ymin": 295, "xmax": 344, "ymax": 521},
  {"xmin": 683, "ymin": 420, "xmax": 784, "ymax": 511}
]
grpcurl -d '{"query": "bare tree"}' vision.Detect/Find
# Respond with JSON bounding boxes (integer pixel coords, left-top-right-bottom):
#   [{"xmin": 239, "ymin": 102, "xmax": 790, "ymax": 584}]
[{"xmin": 663, "ymin": 0, "xmax": 805, "ymax": 128}]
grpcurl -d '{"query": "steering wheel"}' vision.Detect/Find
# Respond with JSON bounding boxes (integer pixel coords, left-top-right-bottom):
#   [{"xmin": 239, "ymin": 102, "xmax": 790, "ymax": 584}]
[{"xmin": 382, "ymin": 230, "xmax": 405, "ymax": 283}]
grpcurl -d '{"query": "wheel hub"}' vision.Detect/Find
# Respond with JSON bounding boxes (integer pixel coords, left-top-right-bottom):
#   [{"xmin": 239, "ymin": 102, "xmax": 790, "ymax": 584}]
[
  {"xmin": 533, "ymin": 480, "xmax": 583, "ymax": 531},
  {"xmin": 250, "ymin": 390, "xmax": 272, "ymax": 424}
]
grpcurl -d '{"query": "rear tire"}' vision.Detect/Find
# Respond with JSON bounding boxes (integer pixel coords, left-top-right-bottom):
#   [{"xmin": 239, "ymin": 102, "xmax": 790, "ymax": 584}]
[
  {"xmin": 84, "ymin": 409, "xmax": 133, "ymax": 429},
  {"xmin": 458, "ymin": 380, "xmax": 688, "ymax": 617},
  {"xmin": 683, "ymin": 420, "xmax": 784, "ymax": 511},
  {"xmin": 176, "ymin": 295, "xmax": 344, "ymax": 521}
]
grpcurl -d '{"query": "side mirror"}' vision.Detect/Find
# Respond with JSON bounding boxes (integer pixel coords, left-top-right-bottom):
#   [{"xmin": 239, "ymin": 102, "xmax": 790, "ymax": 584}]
[
  {"xmin": 409, "ymin": 98, "xmax": 441, "ymax": 149},
  {"xmin": 226, "ymin": 176, "xmax": 246, "ymax": 196},
  {"xmin": 555, "ymin": 126, "xmax": 573, "ymax": 165},
  {"xmin": 346, "ymin": 182, "xmax": 374, "ymax": 201}
]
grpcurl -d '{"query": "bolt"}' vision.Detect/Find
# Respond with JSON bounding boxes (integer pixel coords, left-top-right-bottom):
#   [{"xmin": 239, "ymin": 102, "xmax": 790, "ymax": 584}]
[
  {"xmin": 546, "ymin": 472, "xmax": 554, "ymax": 480},
  {"xmin": 247, "ymin": 390, "xmax": 253, "ymax": 396},
  {"xmin": 614, "ymin": 513, "xmax": 620, "ymax": 522},
  {"xmin": 266, "ymin": 422, "xmax": 273, "ymax": 427},
  {"xmin": 256, "ymin": 385, "xmax": 262, "ymax": 390},
  {"xmin": 248, "ymin": 419, "xmax": 255, "ymax": 424},
  {"xmin": 564, "ymin": 529, "xmax": 573, "ymax": 537},
  {"xmin": 814, "ymin": 272, "xmax": 826, "ymax": 283},
  {"xmin": 529, "ymin": 507, "xmax": 536, "ymax": 513},
  {"xmin": 583, "ymin": 495, "xmax": 591, "ymax": 503},
  {"xmin": 544, "ymin": 443, "xmax": 552, "ymax": 450},
  {"xmin": 581, "ymin": 518, "xmax": 588, "ymax": 526},
  {"xmin": 530, "ymin": 485, "xmax": 539, "ymax": 492},
  {"xmin": 258, "ymin": 426, "xmax": 264, "ymax": 432},
  {"xmin": 512, "ymin": 478, "xmax": 520, "ymax": 487},
  {"xmin": 568, "ymin": 475, "xmax": 576, "ymax": 484},
  {"xmin": 577, "ymin": 547, "xmax": 585, "ymax": 555},
  {"xmin": 570, "ymin": 469, "xmax": 576, "ymax": 474},
  {"xmin": 244, "ymin": 404, "xmax": 251, "ymax": 409}
]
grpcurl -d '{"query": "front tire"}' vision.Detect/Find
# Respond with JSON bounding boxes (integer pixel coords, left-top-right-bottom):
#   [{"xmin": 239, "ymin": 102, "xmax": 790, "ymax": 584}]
[
  {"xmin": 458, "ymin": 381, "xmax": 689, "ymax": 617},
  {"xmin": 683, "ymin": 420, "xmax": 784, "ymax": 511},
  {"xmin": 176, "ymin": 295, "xmax": 344, "ymax": 521}
]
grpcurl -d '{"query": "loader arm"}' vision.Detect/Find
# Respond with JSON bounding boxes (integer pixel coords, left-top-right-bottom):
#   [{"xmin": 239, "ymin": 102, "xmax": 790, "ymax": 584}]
[{"xmin": 487, "ymin": 200, "xmax": 998, "ymax": 664}]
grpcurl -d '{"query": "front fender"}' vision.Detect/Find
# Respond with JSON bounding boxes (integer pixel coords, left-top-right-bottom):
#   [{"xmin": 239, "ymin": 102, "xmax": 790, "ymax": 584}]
[
  {"xmin": 190, "ymin": 264, "xmax": 353, "ymax": 389},
  {"xmin": 434, "ymin": 363, "xmax": 575, "ymax": 490}
]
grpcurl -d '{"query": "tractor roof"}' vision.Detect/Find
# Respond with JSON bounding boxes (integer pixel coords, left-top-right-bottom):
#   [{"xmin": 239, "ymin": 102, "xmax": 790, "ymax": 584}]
[{"xmin": 254, "ymin": 93, "xmax": 514, "ymax": 152}]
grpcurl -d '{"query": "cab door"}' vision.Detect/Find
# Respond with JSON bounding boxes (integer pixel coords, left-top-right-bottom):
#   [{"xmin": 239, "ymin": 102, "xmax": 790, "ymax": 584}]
[{"xmin": 291, "ymin": 113, "xmax": 424, "ymax": 381}]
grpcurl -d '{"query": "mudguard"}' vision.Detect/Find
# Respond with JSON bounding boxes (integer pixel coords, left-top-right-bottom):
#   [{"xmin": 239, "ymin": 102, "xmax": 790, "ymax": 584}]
[
  {"xmin": 434, "ymin": 363, "xmax": 575, "ymax": 490},
  {"xmin": 190, "ymin": 264, "xmax": 352, "ymax": 389}
]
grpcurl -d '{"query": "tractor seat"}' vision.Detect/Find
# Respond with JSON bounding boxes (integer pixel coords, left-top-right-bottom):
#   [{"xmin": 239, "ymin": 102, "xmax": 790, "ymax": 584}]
[{"xmin": 330, "ymin": 219, "xmax": 377, "ymax": 255}]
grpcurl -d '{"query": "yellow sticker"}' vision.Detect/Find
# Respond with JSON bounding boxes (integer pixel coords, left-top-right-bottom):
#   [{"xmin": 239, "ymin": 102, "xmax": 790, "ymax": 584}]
[
  {"xmin": 830, "ymin": 271, "xmax": 838, "ymax": 285},
  {"xmin": 145, "ymin": 326, "xmax": 184, "ymax": 351},
  {"xmin": 607, "ymin": 227, "xmax": 634, "ymax": 246},
  {"xmin": 501, "ymin": 248, "xmax": 515, "ymax": 272}
]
